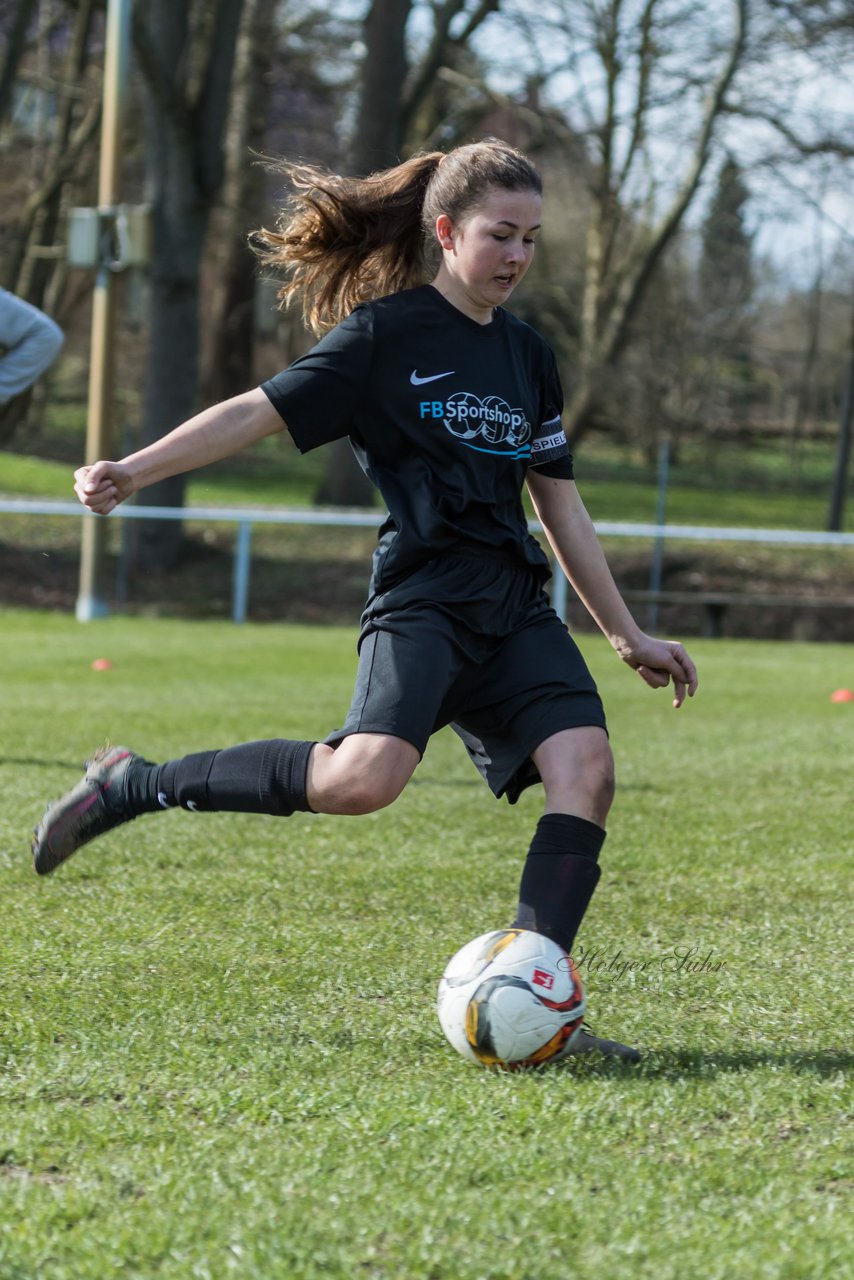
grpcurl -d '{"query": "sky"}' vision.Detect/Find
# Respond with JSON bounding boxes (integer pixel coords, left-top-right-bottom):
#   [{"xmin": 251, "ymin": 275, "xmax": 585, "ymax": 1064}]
[{"xmin": 463, "ymin": 0, "xmax": 854, "ymax": 288}]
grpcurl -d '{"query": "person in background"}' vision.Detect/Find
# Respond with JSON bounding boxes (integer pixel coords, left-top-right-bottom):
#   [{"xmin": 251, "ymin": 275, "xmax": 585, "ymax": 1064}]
[{"xmin": 0, "ymin": 288, "xmax": 64, "ymax": 409}]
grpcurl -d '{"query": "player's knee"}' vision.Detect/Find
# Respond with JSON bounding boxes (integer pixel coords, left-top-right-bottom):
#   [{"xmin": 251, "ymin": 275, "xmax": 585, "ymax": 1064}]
[
  {"xmin": 338, "ymin": 774, "xmax": 403, "ymax": 815},
  {"xmin": 568, "ymin": 747, "xmax": 614, "ymax": 818},
  {"xmin": 592, "ymin": 741, "xmax": 616, "ymax": 809},
  {"xmin": 543, "ymin": 735, "xmax": 615, "ymax": 819},
  {"xmin": 308, "ymin": 735, "xmax": 419, "ymax": 816}
]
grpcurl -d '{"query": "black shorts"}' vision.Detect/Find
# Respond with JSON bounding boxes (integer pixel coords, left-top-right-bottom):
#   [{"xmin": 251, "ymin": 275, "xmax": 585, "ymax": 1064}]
[{"xmin": 326, "ymin": 555, "xmax": 607, "ymax": 803}]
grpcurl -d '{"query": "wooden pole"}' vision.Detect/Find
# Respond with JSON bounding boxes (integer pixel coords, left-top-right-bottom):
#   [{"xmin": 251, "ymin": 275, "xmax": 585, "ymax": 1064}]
[{"xmin": 76, "ymin": 0, "xmax": 131, "ymax": 621}]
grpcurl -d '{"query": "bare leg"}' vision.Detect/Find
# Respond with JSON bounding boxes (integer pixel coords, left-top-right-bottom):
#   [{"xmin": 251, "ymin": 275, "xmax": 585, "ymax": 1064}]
[
  {"xmin": 532, "ymin": 726, "xmax": 615, "ymax": 824},
  {"xmin": 513, "ymin": 725, "xmax": 615, "ymax": 956},
  {"xmin": 307, "ymin": 733, "xmax": 421, "ymax": 815}
]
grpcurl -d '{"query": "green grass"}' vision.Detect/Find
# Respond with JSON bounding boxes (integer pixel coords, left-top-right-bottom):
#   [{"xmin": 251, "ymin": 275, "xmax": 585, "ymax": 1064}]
[
  {"xmin": 0, "ymin": 442, "xmax": 327, "ymax": 510},
  {"xmin": 0, "ymin": 453, "xmax": 76, "ymax": 500},
  {"xmin": 579, "ymin": 474, "xmax": 828, "ymax": 529},
  {"xmin": 1, "ymin": 612, "xmax": 851, "ymax": 1278},
  {"xmin": 1, "ymin": 425, "xmax": 841, "ymax": 529}
]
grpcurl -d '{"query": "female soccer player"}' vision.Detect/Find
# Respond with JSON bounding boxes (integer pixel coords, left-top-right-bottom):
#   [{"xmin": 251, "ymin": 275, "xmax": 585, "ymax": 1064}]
[{"xmin": 32, "ymin": 140, "xmax": 697, "ymax": 1058}]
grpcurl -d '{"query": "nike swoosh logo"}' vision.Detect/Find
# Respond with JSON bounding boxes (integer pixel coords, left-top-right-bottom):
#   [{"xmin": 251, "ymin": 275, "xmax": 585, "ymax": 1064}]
[{"xmin": 410, "ymin": 369, "xmax": 455, "ymax": 386}]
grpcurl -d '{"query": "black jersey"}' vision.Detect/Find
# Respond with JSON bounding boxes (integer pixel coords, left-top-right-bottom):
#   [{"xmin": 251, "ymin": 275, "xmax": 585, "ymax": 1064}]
[{"xmin": 261, "ymin": 284, "xmax": 574, "ymax": 593}]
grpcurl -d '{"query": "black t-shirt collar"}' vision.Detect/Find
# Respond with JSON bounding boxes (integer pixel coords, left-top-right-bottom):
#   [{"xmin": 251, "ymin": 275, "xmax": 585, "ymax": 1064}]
[{"xmin": 424, "ymin": 284, "xmax": 507, "ymax": 335}]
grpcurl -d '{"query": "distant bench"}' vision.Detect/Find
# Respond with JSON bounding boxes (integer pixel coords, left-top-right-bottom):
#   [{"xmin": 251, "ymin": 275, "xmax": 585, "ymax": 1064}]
[{"xmin": 619, "ymin": 589, "xmax": 854, "ymax": 638}]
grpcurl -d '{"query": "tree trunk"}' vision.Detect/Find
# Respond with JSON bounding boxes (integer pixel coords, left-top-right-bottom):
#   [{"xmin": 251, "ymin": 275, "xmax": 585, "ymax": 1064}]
[
  {"xmin": 316, "ymin": 0, "xmax": 499, "ymax": 506},
  {"xmin": 352, "ymin": 0, "xmax": 412, "ymax": 173},
  {"xmin": 565, "ymin": 0, "xmax": 747, "ymax": 446},
  {"xmin": 827, "ymin": 306, "xmax": 854, "ymax": 532},
  {"xmin": 201, "ymin": 0, "xmax": 276, "ymax": 405},
  {"xmin": 132, "ymin": 199, "xmax": 207, "ymax": 570},
  {"xmin": 790, "ymin": 258, "xmax": 823, "ymax": 459},
  {"xmin": 0, "ymin": 0, "xmax": 39, "ymax": 126},
  {"xmin": 131, "ymin": 119, "xmax": 209, "ymax": 570},
  {"xmin": 129, "ymin": 0, "xmax": 245, "ymax": 572},
  {"xmin": 314, "ymin": 0, "xmax": 414, "ymax": 508}
]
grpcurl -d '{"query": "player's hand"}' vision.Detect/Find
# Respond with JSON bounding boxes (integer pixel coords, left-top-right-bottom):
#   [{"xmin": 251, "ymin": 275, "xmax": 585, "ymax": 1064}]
[
  {"xmin": 618, "ymin": 633, "xmax": 698, "ymax": 708},
  {"xmin": 73, "ymin": 461, "xmax": 134, "ymax": 515}
]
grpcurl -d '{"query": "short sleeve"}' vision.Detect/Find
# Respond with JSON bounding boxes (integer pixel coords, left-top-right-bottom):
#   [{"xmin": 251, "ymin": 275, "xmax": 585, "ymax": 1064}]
[
  {"xmin": 260, "ymin": 305, "xmax": 374, "ymax": 453},
  {"xmin": 528, "ymin": 351, "xmax": 574, "ymax": 479}
]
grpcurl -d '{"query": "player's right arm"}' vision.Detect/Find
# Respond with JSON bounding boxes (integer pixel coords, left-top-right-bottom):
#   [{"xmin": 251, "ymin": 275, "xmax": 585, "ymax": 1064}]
[{"xmin": 74, "ymin": 387, "xmax": 284, "ymax": 515}]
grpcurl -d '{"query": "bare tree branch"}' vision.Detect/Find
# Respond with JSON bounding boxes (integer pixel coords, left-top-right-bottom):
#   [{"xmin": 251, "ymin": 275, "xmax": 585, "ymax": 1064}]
[
  {"xmin": 564, "ymin": 0, "xmax": 749, "ymax": 437},
  {"xmin": 723, "ymin": 101, "xmax": 854, "ymax": 159},
  {"xmin": 751, "ymin": 159, "xmax": 854, "ymax": 242},
  {"xmin": 601, "ymin": 0, "xmax": 748, "ymax": 363},
  {"xmin": 435, "ymin": 64, "xmax": 590, "ymax": 166},
  {"xmin": 401, "ymin": 0, "xmax": 468, "ymax": 131},
  {"xmin": 19, "ymin": 97, "xmax": 100, "ymax": 225},
  {"xmin": 400, "ymin": 0, "xmax": 500, "ymax": 143},
  {"xmin": 454, "ymin": 0, "xmax": 503, "ymax": 46},
  {"xmin": 615, "ymin": 0, "xmax": 659, "ymax": 192},
  {"xmin": 7, "ymin": 0, "xmax": 100, "ymax": 297}
]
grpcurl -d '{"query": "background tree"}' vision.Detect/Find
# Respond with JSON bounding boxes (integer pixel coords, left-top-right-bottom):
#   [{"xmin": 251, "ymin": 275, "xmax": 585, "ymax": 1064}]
[
  {"xmin": 695, "ymin": 155, "xmax": 756, "ymax": 434},
  {"xmin": 699, "ymin": 156, "xmax": 754, "ymax": 347},
  {"xmin": 827, "ymin": 301, "xmax": 853, "ymax": 531},
  {"xmin": 601, "ymin": 237, "xmax": 703, "ymax": 466},
  {"xmin": 1, "ymin": 0, "xmax": 851, "ymax": 543},
  {"xmin": 200, "ymin": 0, "xmax": 352, "ymax": 407},
  {"xmin": 467, "ymin": 0, "xmax": 852, "ymax": 455},
  {"xmin": 315, "ymin": 0, "xmax": 502, "ymax": 505},
  {"xmin": 351, "ymin": 0, "xmax": 412, "ymax": 175},
  {"xmin": 199, "ymin": 0, "xmax": 277, "ymax": 409},
  {"xmin": 6, "ymin": 0, "xmax": 101, "ymax": 307},
  {"xmin": 0, "ymin": 0, "xmax": 39, "ymax": 128},
  {"xmin": 0, "ymin": 0, "xmax": 102, "ymax": 444},
  {"xmin": 129, "ymin": 0, "xmax": 245, "ymax": 572},
  {"xmin": 488, "ymin": 0, "xmax": 751, "ymax": 445}
]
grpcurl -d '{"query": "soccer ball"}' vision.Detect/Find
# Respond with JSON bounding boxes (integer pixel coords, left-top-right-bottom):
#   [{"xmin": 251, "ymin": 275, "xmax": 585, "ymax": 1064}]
[{"xmin": 437, "ymin": 929, "xmax": 586, "ymax": 1069}]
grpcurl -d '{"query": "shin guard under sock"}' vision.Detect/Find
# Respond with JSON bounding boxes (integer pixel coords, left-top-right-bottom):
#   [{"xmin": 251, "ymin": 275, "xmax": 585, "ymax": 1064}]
[
  {"xmin": 512, "ymin": 813, "xmax": 605, "ymax": 954},
  {"xmin": 126, "ymin": 739, "xmax": 315, "ymax": 816}
]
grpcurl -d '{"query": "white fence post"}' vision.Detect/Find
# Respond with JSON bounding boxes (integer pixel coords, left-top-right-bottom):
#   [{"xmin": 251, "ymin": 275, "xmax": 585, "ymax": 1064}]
[{"xmin": 233, "ymin": 521, "xmax": 253, "ymax": 623}]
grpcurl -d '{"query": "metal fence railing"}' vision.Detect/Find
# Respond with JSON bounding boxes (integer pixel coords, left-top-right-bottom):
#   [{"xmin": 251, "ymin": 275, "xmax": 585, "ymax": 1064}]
[{"xmin": 2, "ymin": 498, "xmax": 854, "ymax": 624}]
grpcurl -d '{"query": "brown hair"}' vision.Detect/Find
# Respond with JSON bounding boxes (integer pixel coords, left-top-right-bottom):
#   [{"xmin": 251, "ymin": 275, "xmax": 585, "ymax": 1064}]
[{"xmin": 251, "ymin": 139, "xmax": 542, "ymax": 335}]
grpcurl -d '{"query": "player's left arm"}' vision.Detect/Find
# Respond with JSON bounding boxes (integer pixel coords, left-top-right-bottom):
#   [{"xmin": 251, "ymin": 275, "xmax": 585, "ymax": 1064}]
[{"xmin": 526, "ymin": 469, "xmax": 698, "ymax": 708}]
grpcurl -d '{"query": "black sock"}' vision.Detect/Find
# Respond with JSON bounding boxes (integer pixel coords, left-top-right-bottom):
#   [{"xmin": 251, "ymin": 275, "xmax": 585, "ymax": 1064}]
[
  {"xmin": 124, "ymin": 739, "xmax": 315, "ymax": 816},
  {"xmin": 512, "ymin": 813, "xmax": 605, "ymax": 954}
]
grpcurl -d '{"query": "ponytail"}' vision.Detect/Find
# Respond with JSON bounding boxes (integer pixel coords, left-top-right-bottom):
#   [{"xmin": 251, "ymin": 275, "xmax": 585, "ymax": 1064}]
[
  {"xmin": 252, "ymin": 152, "xmax": 444, "ymax": 336},
  {"xmin": 252, "ymin": 140, "xmax": 542, "ymax": 335}
]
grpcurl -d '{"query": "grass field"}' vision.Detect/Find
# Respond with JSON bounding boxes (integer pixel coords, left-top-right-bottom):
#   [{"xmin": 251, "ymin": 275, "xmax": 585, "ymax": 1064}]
[
  {"xmin": 0, "ymin": 423, "xmax": 842, "ymax": 528},
  {"xmin": 1, "ymin": 611, "xmax": 852, "ymax": 1279}
]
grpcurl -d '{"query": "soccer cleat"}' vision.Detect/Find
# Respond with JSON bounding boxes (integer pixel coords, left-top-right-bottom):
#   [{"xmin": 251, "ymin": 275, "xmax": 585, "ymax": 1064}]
[
  {"xmin": 32, "ymin": 745, "xmax": 140, "ymax": 876},
  {"xmin": 562, "ymin": 1025, "xmax": 641, "ymax": 1062}
]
